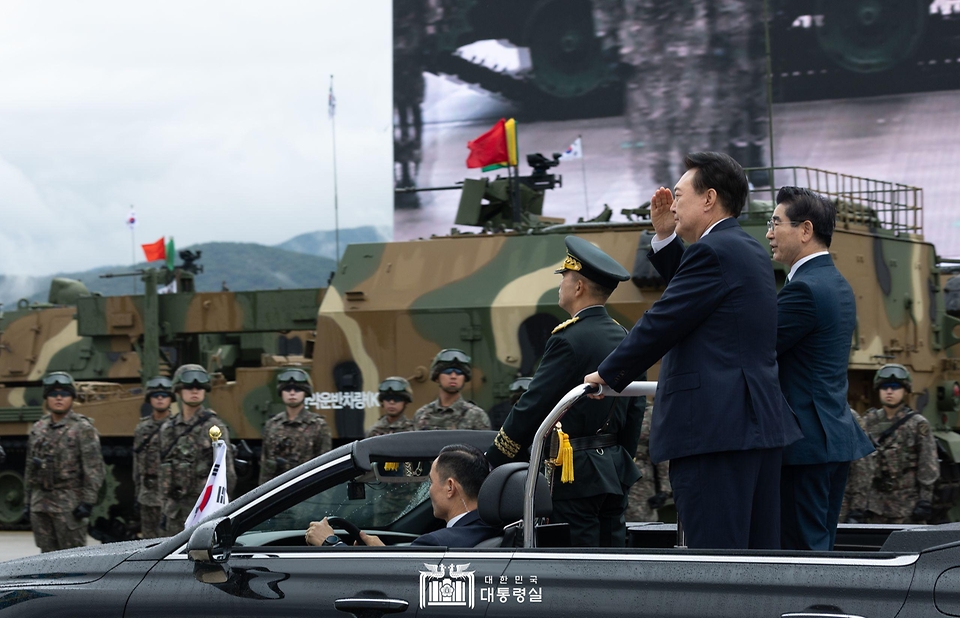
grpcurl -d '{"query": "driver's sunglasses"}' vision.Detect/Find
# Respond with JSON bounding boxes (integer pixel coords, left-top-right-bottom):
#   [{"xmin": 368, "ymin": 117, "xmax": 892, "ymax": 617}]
[
  {"xmin": 880, "ymin": 382, "xmax": 905, "ymax": 391},
  {"xmin": 150, "ymin": 392, "xmax": 172, "ymax": 399},
  {"xmin": 441, "ymin": 367, "xmax": 464, "ymax": 376},
  {"xmin": 380, "ymin": 395, "xmax": 405, "ymax": 403},
  {"xmin": 47, "ymin": 389, "xmax": 73, "ymax": 399},
  {"xmin": 280, "ymin": 383, "xmax": 306, "ymax": 393}
]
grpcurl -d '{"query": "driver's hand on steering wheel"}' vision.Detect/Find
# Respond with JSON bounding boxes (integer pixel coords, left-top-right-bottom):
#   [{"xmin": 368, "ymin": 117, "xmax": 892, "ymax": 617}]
[
  {"xmin": 305, "ymin": 518, "xmax": 335, "ymax": 546},
  {"xmin": 359, "ymin": 531, "xmax": 384, "ymax": 547}
]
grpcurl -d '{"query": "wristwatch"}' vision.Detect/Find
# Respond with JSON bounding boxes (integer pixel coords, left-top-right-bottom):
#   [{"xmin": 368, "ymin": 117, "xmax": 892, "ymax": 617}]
[{"xmin": 322, "ymin": 534, "xmax": 342, "ymax": 547}]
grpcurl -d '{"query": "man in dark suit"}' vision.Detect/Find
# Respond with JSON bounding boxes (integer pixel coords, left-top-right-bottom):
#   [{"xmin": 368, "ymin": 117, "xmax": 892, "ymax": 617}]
[
  {"xmin": 307, "ymin": 444, "xmax": 497, "ymax": 548},
  {"xmin": 486, "ymin": 236, "xmax": 644, "ymax": 547},
  {"xmin": 585, "ymin": 152, "xmax": 802, "ymax": 550},
  {"xmin": 766, "ymin": 186, "xmax": 874, "ymax": 550}
]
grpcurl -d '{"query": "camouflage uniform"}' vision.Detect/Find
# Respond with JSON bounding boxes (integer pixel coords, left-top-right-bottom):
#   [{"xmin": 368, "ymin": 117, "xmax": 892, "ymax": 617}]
[
  {"xmin": 367, "ymin": 415, "xmax": 416, "ymax": 437},
  {"xmin": 624, "ymin": 402, "xmax": 672, "ymax": 522},
  {"xmin": 259, "ymin": 407, "xmax": 332, "ymax": 485},
  {"xmin": 841, "ymin": 409, "xmax": 875, "ymax": 520},
  {"xmin": 133, "ymin": 415, "xmax": 167, "ymax": 538},
  {"xmin": 158, "ymin": 408, "xmax": 236, "ymax": 536},
  {"xmin": 862, "ymin": 405, "xmax": 939, "ymax": 524},
  {"xmin": 600, "ymin": 0, "xmax": 712, "ymax": 187},
  {"xmin": 414, "ymin": 396, "xmax": 490, "ymax": 431},
  {"xmin": 24, "ymin": 410, "xmax": 105, "ymax": 552}
]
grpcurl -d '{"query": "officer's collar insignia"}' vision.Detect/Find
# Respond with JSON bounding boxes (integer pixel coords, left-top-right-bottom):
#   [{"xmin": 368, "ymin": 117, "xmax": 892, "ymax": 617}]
[
  {"xmin": 560, "ymin": 254, "xmax": 582, "ymax": 272},
  {"xmin": 552, "ymin": 316, "xmax": 579, "ymax": 334}
]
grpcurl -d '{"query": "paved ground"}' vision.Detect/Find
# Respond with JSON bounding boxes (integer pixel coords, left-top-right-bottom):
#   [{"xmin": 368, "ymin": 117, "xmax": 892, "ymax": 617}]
[
  {"xmin": 397, "ymin": 89, "xmax": 960, "ymax": 259},
  {"xmin": 0, "ymin": 531, "xmax": 99, "ymax": 562}
]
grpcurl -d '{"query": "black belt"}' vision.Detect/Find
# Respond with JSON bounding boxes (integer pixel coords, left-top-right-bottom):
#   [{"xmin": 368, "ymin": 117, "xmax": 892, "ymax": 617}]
[{"xmin": 568, "ymin": 433, "xmax": 618, "ymax": 451}]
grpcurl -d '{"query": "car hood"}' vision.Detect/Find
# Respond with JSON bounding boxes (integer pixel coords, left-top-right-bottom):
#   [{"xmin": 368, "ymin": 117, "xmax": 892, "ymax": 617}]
[{"xmin": 0, "ymin": 539, "xmax": 161, "ymax": 588}]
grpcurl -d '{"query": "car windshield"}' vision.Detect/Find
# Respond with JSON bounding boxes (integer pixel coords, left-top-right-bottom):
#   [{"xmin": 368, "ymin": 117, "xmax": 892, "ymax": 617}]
[{"xmin": 235, "ymin": 461, "xmax": 433, "ymax": 546}]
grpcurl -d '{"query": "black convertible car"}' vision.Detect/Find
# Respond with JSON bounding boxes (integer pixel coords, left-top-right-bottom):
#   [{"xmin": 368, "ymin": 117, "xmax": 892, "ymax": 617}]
[{"xmin": 3, "ymin": 385, "xmax": 960, "ymax": 618}]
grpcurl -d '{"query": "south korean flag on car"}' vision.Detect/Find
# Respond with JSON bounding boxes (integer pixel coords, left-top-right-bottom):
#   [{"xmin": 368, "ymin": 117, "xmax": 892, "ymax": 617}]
[{"xmin": 184, "ymin": 434, "xmax": 230, "ymax": 528}]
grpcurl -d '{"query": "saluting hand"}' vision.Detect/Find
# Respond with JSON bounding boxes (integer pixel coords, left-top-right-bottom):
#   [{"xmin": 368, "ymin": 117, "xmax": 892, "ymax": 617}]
[{"xmin": 650, "ymin": 186, "xmax": 676, "ymax": 241}]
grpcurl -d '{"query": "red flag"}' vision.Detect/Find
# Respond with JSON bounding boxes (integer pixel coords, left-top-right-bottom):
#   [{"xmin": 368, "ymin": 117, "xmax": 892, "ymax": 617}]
[
  {"xmin": 141, "ymin": 237, "xmax": 166, "ymax": 262},
  {"xmin": 466, "ymin": 119, "xmax": 510, "ymax": 169}
]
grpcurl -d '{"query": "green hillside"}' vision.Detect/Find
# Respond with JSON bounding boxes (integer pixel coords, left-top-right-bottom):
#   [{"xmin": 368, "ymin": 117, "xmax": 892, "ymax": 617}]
[{"xmin": 3, "ymin": 242, "xmax": 336, "ymax": 305}]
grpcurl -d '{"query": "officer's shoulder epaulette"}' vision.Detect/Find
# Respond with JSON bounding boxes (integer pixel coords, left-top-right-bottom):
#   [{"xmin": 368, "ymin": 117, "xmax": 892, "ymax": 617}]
[{"xmin": 551, "ymin": 316, "xmax": 579, "ymax": 334}]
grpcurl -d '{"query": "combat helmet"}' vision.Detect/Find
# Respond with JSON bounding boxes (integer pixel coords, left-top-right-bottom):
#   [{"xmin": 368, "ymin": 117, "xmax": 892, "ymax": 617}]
[
  {"xmin": 430, "ymin": 348, "xmax": 472, "ymax": 382},
  {"xmin": 144, "ymin": 376, "xmax": 174, "ymax": 401},
  {"xmin": 378, "ymin": 376, "xmax": 413, "ymax": 403},
  {"xmin": 276, "ymin": 367, "xmax": 313, "ymax": 396},
  {"xmin": 874, "ymin": 363, "xmax": 912, "ymax": 392},
  {"xmin": 41, "ymin": 371, "xmax": 76, "ymax": 398},
  {"xmin": 172, "ymin": 364, "xmax": 211, "ymax": 392}
]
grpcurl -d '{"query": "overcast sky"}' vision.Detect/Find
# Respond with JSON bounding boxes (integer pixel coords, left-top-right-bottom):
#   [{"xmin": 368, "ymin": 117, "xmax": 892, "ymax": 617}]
[{"xmin": 0, "ymin": 0, "xmax": 392, "ymax": 277}]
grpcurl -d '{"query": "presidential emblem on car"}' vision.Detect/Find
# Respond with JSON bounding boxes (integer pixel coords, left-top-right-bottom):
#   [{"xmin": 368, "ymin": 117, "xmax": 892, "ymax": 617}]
[{"xmin": 419, "ymin": 563, "xmax": 475, "ymax": 609}]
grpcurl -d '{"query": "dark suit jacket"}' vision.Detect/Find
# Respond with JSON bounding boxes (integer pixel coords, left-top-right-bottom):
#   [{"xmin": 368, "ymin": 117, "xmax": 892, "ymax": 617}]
[
  {"xmin": 411, "ymin": 510, "xmax": 499, "ymax": 548},
  {"xmin": 777, "ymin": 254, "xmax": 874, "ymax": 465},
  {"xmin": 486, "ymin": 306, "xmax": 644, "ymax": 501},
  {"xmin": 598, "ymin": 218, "xmax": 802, "ymax": 463}
]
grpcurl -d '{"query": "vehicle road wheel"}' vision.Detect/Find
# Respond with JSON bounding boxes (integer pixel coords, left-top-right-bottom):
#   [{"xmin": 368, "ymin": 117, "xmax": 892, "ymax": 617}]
[{"xmin": 0, "ymin": 470, "xmax": 26, "ymax": 525}]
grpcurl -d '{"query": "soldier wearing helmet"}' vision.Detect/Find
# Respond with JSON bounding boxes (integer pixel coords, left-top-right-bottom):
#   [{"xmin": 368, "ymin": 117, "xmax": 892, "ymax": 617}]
[
  {"xmin": 133, "ymin": 376, "xmax": 174, "ymax": 538},
  {"xmin": 413, "ymin": 349, "xmax": 490, "ymax": 431},
  {"xmin": 853, "ymin": 364, "xmax": 940, "ymax": 524},
  {"xmin": 259, "ymin": 367, "xmax": 331, "ymax": 485},
  {"xmin": 24, "ymin": 371, "xmax": 105, "ymax": 552},
  {"xmin": 487, "ymin": 377, "xmax": 532, "ymax": 432},
  {"xmin": 158, "ymin": 364, "xmax": 236, "ymax": 535},
  {"xmin": 367, "ymin": 377, "xmax": 416, "ymax": 437}
]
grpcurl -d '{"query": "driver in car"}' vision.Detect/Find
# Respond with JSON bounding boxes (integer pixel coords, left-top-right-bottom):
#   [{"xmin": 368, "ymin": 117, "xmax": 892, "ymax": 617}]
[{"xmin": 306, "ymin": 444, "xmax": 497, "ymax": 548}]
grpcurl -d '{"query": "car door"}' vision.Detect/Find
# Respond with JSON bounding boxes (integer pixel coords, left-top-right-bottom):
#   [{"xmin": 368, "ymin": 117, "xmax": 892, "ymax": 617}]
[
  {"xmin": 483, "ymin": 547, "xmax": 918, "ymax": 618},
  {"xmin": 124, "ymin": 453, "xmax": 441, "ymax": 618}
]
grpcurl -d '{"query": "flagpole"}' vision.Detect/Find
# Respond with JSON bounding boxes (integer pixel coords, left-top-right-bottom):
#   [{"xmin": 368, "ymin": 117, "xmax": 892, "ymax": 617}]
[
  {"xmin": 329, "ymin": 74, "xmax": 340, "ymax": 269},
  {"xmin": 129, "ymin": 206, "xmax": 137, "ymax": 294},
  {"xmin": 579, "ymin": 134, "xmax": 590, "ymax": 219}
]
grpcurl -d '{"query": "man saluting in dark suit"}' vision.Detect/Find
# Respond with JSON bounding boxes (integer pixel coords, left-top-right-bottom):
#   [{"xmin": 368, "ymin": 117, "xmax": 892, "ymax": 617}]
[
  {"xmin": 585, "ymin": 152, "xmax": 802, "ymax": 550},
  {"xmin": 486, "ymin": 236, "xmax": 644, "ymax": 547},
  {"xmin": 766, "ymin": 187, "xmax": 873, "ymax": 551}
]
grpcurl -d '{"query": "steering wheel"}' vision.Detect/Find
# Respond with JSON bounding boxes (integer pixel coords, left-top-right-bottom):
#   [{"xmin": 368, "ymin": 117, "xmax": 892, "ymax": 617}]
[{"xmin": 327, "ymin": 516, "xmax": 365, "ymax": 546}]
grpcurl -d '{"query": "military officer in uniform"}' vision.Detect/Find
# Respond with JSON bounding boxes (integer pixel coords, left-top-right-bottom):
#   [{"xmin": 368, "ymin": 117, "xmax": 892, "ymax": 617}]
[
  {"xmin": 24, "ymin": 372, "xmax": 105, "ymax": 552},
  {"xmin": 159, "ymin": 364, "xmax": 236, "ymax": 535},
  {"xmin": 858, "ymin": 365, "xmax": 940, "ymax": 524},
  {"xmin": 414, "ymin": 349, "xmax": 490, "ymax": 431},
  {"xmin": 486, "ymin": 236, "xmax": 644, "ymax": 547},
  {"xmin": 133, "ymin": 376, "xmax": 174, "ymax": 538},
  {"xmin": 367, "ymin": 377, "xmax": 416, "ymax": 437},
  {"xmin": 625, "ymin": 400, "xmax": 672, "ymax": 522},
  {"xmin": 259, "ymin": 368, "xmax": 331, "ymax": 485}
]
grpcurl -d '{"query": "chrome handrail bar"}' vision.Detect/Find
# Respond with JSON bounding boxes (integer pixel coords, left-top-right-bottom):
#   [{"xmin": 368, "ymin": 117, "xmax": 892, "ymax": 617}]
[{"xmin": 523, "ymin": 381, "xmax": 658, "ymax": 547}]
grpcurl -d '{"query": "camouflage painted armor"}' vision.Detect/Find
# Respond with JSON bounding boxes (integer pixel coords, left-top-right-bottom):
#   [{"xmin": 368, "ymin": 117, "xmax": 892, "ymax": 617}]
[
  {"xmin": 366, "ymin": 415, "xmax": 415, "ymax": 437},
  {"xmin": 625, "ymin": 402, "xmax": 672, "ymax": 522},
  {"xmin": 862, "ymin": 405, "xmax": 940, "ymax": 523},
  {"xmin": 24, "ymin": 410, "xmax": 105, "ymax": 551},
  {"xmin": 413, "ymin": 397, "xmax": 490, "ymax": 431},
  {"xmin": 259, "ymin": 408, "xmax": 332, "ymax": 485},
  {"xmin": 158, "ymin": 408, "xmax": 236, "ymax": 535},
  {"xmin": 133, "ymin": 415, "xmax": 166, "ymax": 538}
]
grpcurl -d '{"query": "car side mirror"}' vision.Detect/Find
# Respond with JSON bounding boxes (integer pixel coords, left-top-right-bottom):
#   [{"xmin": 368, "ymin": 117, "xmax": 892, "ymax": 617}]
[{"xmin": 187, "ymin": 517, "xmax": 232, "ymax": 583}]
